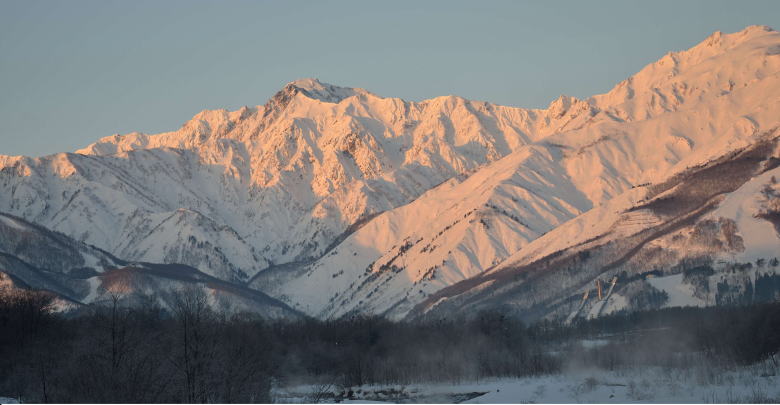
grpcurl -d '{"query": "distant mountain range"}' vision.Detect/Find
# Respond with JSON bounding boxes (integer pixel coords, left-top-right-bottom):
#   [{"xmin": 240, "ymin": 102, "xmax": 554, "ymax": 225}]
[{"xmin": 2, "ymin": 26, "xmax": 779, "ymax": 320}]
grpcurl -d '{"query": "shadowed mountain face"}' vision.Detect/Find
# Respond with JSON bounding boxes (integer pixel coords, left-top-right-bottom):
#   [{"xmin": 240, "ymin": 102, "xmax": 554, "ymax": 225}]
[
  {"xmin": 0, "ymin": 212, "xmax": 300, "ymax": 318},
  {"xmin": 2, "ymin": 26, "xmax": 780, "ymax": 320}
]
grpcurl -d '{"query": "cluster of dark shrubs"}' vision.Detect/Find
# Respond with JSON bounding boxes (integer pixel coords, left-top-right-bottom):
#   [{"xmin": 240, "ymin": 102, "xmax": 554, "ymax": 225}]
[{"xmin": 1, "ymin": 286, "xmax": 779, "ymax": 403}]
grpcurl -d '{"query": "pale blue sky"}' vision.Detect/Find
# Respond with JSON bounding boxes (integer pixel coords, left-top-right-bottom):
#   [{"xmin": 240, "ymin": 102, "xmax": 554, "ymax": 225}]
[{"xmin": 1, "ymin": 0, "xmax": 778, "ymax": 156}]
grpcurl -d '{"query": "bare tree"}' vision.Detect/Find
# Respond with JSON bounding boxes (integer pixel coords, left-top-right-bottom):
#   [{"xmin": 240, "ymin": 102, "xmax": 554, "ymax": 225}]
[{"xmin": 169, "ymin": 287, "xmax": 216, "ymax": 403}]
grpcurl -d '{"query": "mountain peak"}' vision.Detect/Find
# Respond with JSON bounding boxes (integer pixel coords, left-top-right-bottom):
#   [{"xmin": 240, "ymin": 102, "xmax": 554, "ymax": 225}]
[
  {"xmin": 284, "ymin": 78, "xmax": 366, "ymax": 103},
  {"xmin": 288, "ymin": 78, "xmax": 326, "ymax": 90},
  {"xmin": 547, "ymin": 95, "xmax": 589, "ymax": 119},
  {"xmin": 695, "ymin": 25, "xmax": 776, "ymax": 51},
  {"xmin": 739, "ymin": 24, "xmax": 775, "ymax": 36}
]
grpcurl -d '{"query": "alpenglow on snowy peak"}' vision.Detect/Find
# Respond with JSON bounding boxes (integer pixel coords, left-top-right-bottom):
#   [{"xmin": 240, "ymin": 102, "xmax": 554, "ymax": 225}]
[
  {"xmin": 1, "ymin": 26, "xmax": 780, "ymax": 319},
  {"xmin": 285, "ymin": 78, "xmax": 369, "ymax": 103}
]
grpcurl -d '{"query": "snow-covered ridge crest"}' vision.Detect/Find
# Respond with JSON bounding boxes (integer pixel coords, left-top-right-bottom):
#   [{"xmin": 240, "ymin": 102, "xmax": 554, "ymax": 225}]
[
  {"xmin": 286, "ymin": 78, "xmax": 369, "ymax": 103},
  {"xmin": 588, "ymin": 25, "xmax": 780, "ymax": 121},
  {"xmin": 74, "ymin": 25, "xmax": 780, "ymax": 158}
]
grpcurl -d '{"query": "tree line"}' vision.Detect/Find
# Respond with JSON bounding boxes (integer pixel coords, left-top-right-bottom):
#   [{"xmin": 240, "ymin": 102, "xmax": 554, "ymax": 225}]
[{"xmin": 0, "ymin": 286, "xmax": 779, "ymax": 403}]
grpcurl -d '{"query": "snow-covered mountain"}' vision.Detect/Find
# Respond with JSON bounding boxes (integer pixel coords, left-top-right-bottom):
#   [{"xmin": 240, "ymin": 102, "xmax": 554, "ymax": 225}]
[
  {"xmin": 412, "ymin": 136, "xmax": 780, "ymax": 320},
  {"xmin": 0, "ymin": 76, "xmax": 600, "ymax": 282},
  {"xmin": 253, "ymin": 25, "xmax": 780, "ymax": 319},
  {"xmin": 2, "ymin": 25, "xmax": 779, "ymax": 320}
]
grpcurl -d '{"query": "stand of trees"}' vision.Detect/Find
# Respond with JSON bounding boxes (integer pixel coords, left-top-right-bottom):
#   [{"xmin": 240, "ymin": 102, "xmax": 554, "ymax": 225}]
[
  {"xmin": 548, "ymin": 302, "xmax": 780, "ymax": 371},
  {"xmin": 0, "ymin": 289, "xmax": 272, "ymax": 403},
  {"xmin": 1, "ymin": 286, "xmax": 779, "ymax": 403}
]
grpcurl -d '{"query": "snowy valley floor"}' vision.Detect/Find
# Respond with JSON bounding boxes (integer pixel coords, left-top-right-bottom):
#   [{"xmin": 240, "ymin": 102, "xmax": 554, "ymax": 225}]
[{"xmin": 273, "ymin": 361, "xmax": 780, "ymax": 404}]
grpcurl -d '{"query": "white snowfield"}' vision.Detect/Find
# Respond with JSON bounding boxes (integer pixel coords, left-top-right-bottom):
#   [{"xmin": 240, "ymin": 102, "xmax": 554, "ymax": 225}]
[
  {"xmin": 273, "ymin": 360, "xmax": 780, "ymax": 403},
  {"xmin": 1, "ymin": 26, "xmax": 780, "ymax": 318}
]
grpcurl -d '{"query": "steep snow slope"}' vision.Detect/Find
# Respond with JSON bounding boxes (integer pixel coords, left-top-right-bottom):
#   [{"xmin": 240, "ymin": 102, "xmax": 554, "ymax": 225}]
[
  {"xmin": 255, "ymin": 145, "xmax": 593, "ymax": 317},
  {"xmin": 707, "ymin": 164, "xmax": 780, "ymax": 261},
  {"xmin": 412, "ymin": 135, "xmax": 780, "ymax": 320},
  {"xmin": 0, "ymin": 212, "xmax": 300, "ymax": 318},
  {"xmin": 259, "ymin": 26, "xmax": 780, "ymax": 319},
  {"xmin": 0, "ymin": 212, "xmax": 122, "ymax": 277}
]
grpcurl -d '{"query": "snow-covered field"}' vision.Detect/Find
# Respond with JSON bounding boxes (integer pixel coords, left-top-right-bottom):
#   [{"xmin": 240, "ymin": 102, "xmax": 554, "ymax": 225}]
[{"xmin": 273, "ymin": 361, "xmax": 780, "ymax": 403}]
